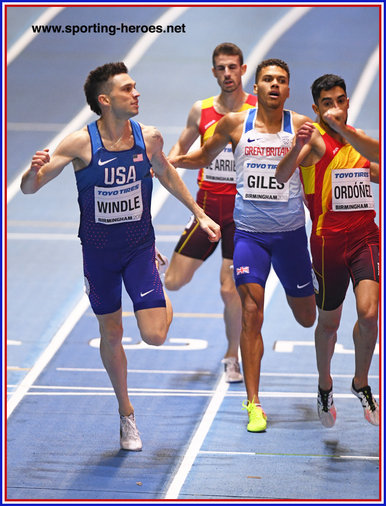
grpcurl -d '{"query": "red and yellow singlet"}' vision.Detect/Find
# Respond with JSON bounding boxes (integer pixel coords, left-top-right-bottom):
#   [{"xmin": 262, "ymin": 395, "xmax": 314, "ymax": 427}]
[
  {"xmin": 197, "ymin": 94, "xmax": 257, "ymax": 195},
  {"xmin": 300, "ymin": 123, "xmax": 375, "ymax": 237}
]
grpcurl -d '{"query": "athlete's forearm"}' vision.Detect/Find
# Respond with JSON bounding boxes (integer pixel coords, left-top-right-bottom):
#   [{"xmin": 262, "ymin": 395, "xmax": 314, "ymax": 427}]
[
  {"xmin": 275, "ymin": 146, "xmax": 302, "ymax": 183},
  {"xmin": 341, "ymin": 127, "xmax": 379, "ymax": 163},
  {"xmin": 20, "ymin": 168, "xmax": 41, "ymax": 194}
]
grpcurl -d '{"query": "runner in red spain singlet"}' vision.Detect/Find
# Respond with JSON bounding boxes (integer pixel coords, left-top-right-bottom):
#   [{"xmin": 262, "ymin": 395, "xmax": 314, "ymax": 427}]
[{"xmin": 276, "ymin": 73, "xmax": 379, "ymax": 428}]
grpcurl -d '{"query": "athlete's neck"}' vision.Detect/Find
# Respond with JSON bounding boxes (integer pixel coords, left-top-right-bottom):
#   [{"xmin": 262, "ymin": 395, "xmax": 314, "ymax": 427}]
[
  {"xmin": 254, "ymin": 106, "xmax": 284, "ymax": 134},
  {"xmin": 97, "ymin": 117, "xmax": 134, "ymax": 150},
  {"xmin": 214, "ymin": 89, "xmax": 249, "ymax": 114}
]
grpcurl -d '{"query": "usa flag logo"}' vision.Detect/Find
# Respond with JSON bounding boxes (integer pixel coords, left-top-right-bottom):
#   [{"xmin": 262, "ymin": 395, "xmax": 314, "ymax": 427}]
[
  {"xmin": 133, "ymin": 153, "xmax": 143, "ymax": 162},
  {"xmin": 236, "ymin": 266, "xmax": 249, "ymax": 275}
]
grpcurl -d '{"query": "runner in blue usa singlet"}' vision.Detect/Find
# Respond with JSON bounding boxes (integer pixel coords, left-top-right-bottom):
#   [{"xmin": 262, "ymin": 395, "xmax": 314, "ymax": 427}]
[{"xmin": 76, "ymin": 120, "xmax": 165, "ymax": 314}]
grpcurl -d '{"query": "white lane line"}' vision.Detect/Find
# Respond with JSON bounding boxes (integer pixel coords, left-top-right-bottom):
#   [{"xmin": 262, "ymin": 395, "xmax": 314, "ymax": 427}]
[
  {"xmin": 56, "ymin": 367, "xmax": 213, "ymax": 375},
  {"xmin": 7, "ymin": 122, "xmax": 66, "ymax": 131},
  {"xmin": 54, "ymin": 368, "xmax": 378, "ymax": 379},
  {"xmin": 243, "ymin": 6, "xmax": 313, "ymax": 84},
  {"xmin": 199, "ymin": 451, "xmax": 379, "ymax": 461},
  {"xmin": 7, "ymin": 6, "xmax": 190, "ymax": 203},
  {"xmin": 5, "ymin": 386, "xmax": 379, "ymax": 401},
  {"xmin": 349, "ymin": 45, "xmax": 379, "ymax": 126},
  {"xmin": 164, "ymin": 375, "xmax": 229, "ymax": 499},
  {"xmin": 7, "ymin": 7, "xmax": 65, "ymax": 65},
  {"xmin": 6, "ymin": 294, "xmax": 89, "ymax": 418}
]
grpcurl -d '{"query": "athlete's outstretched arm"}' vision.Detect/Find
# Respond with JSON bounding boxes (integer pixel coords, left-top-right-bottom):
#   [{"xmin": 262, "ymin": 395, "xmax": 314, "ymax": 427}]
[
  {"xmin": 145, "ymin": 126, "xmax": 221, "ymax": 243},
  {"xmin": 169, "ymin": 115, "xmax": 232, "ymax": 169}
]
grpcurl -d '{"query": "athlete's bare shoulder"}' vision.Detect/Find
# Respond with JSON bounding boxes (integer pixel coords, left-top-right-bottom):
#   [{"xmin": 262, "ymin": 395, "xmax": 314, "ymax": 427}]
[
  {"xmin": 140, "ymin": 124, "xmax": 164, "ymax": 158},
  {"xmin": 291, "ymin": 111, "xmax": 314, "ymax": 131},
  {"xmin": 219, "ymin": 109, "xmax": 248, "ymax": 128},
  {"xmin": 55, "ymin": 127, "xmax": 90, "ymax": 160}
]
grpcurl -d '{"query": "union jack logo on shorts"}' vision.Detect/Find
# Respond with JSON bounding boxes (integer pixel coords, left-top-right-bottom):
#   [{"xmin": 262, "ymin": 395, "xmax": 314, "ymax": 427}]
[{"xmin": 236, "ymin": 266, "xmax": 250, "ymax": 275}]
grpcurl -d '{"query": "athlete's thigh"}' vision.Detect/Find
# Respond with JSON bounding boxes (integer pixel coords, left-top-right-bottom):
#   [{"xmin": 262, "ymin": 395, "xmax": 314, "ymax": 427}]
[
  {"xmin": 233, "ymin": 229, "xmax": 271, "ymax": 289},
  {"xmin": 311, "ymin": 233, "xmax": 350, "ymax": 311},
  {"xmin": 219, "ymin": 193, "xmax": 236, "ymax": 260},
  {"xmin": 122, "ymin": 243, "xmax": 166, "ymax": 312},
  {"xmin": 174, "ymin": 189, "xmax": 219, "ymax": 261},
  {"xmin": 165, "ymin": 251, "xmax": 204, "ymax": 288},
  {"xmin": 349, "ymin": 225, "xmax": 379, "ymax": 288},
  {"xmin": 82, "ymin": 246, "xmax": 122, "ymax": 315},
  {"xmin": 271, "ymin": 227, "xmax": 314, "ymax": 298},
  {"xmin": 220, "ymin": 219, "xmax": 236, "ymax": 260}
]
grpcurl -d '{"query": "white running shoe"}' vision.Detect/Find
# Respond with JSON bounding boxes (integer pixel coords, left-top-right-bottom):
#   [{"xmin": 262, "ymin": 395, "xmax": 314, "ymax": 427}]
[
  {"xmin": 351, "ymin": 380, "xmax": 379, "ymax": 426},
  {"xmin": 317, "ymin": 385, "xmax": 337, "ymax": 428},
  {"xmin": 222, "ymin": 357, "xmax": 243, "ymax": 383},
  {"xmin": 120, "ymin": 413, "xmax": 142, "ymax": 451}
]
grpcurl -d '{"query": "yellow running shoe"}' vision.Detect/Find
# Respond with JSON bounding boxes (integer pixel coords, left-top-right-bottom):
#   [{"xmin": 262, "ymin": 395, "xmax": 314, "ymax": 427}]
[{"xmin": 242, "ymin": 401, "xmax": 267, "ymax": 432}]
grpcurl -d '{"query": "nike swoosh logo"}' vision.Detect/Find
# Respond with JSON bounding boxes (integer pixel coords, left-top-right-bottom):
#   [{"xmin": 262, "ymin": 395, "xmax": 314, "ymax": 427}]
[
  {"xmin": 247, "ymin": 138, "xmax": 256, "ymax": 143},
  {"xmin": 297, "ymin": 282, "xmax": 311, "ymax": 289},
  {"xmin": 98, "ymin": 157, "xmax": 118, "ymax": 166},
  {"xmin": 140, "ymin": 289, "xmax": 154, "ymax": 297}
]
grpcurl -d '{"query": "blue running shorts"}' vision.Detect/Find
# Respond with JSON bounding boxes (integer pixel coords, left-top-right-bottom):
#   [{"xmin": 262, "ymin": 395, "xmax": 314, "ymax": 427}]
[
  {"xmin": 82, "ymin": 242, "xmax": 166, "ymax": 315},
  {"xmin": 233, "ymin": 226, "xmax": 314, "ymax": 297}
]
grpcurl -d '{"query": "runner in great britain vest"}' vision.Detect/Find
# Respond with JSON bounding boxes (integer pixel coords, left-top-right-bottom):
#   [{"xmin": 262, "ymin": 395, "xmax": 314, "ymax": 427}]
[{"xmin": 233, "ymin": 108, "xmax": 305, "ymax": 233}]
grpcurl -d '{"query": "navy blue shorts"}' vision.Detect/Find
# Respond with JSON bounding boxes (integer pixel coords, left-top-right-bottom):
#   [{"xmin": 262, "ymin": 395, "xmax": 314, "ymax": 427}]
[
  {"xmin": 233, "ymin": 226, "xmax": 314, "ymax": 297},
  {"xmin": 82, "ymin": 242, "xmax": 166, "ymax": 315}
]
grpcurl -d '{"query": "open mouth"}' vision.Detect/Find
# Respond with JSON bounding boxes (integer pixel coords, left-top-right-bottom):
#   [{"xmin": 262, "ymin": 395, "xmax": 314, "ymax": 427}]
[{"xmin": 269, "ymin": 91, "xmax": 279, "ymax": 98}]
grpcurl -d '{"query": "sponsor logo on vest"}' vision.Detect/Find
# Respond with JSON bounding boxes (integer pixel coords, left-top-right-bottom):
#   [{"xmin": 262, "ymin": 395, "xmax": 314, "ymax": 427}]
[{"xmin": 98, "ymin": 157, "xmax": 118, "ymax": 166}]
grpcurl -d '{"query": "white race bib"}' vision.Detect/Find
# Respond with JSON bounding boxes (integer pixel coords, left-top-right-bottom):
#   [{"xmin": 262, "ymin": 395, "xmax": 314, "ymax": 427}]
[
  {"xmin": 203, "ymin": 143, "xmax": 236, "ymax": 183},
  {"xmin": 331, "ymin": 168, "xmax": 374, "ymax": 212},
  {"xmin": 243, "ymin": 161, "xmax": 289, "ymax": 201},
  {"xmin": 94, "ymin": 180, "xmax": 143, "ymax": 225}
]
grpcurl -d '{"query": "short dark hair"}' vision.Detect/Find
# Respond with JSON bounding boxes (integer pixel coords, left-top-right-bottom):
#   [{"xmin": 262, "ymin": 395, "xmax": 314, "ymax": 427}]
[
  {"xmin": 84, "ymin": 62, "xmax": 128, "ymax": 115},
  {"xmin": 311, "ymin": 74, "xmax": 347, "ymax": 104},
  {"xmin": 255, "ymin": 58, "xmax": 290, "ymax": 83},
  {"xmin": 212, "ymin": 42, "xmax": 244, "ymax": 67}
]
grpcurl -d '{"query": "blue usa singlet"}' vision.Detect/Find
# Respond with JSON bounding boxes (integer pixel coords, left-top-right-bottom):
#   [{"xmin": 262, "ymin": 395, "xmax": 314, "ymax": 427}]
[{"xmin": 75, "ymin": 120, "xmax": 154, "ymax": 249}]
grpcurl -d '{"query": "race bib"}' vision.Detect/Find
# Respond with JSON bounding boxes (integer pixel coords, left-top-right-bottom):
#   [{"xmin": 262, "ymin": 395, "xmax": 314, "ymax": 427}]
[
  {"xmin": 203, "ymin": 143, "xmax": 236, "ymax": 183},
  {"xmin": 331, "ymin": 168, "xmax": 374, "ymax": 212},
  {"xmin": 94, "ymin": 180, "xmax": 143, "ymax": 225},
  {"xmin": 243, "ymin": 161, "xmax": 289, "ymax": 201}
]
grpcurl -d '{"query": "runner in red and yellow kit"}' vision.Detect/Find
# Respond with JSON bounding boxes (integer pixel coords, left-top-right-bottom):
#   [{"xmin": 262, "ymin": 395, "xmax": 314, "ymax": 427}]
[
  {"xmin": 165, "ymin": 43, "xmax": 256, "ymax": 382},
  {"xmin": 276, "ymin": 74, "xmax": 379, "ymax": 428}
]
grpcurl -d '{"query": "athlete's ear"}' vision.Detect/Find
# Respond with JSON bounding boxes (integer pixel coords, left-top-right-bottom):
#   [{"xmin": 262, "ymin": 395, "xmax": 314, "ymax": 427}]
[
  {"xmin": 347, "ymin": 97, "xmax": 350, "ymax": 109},
  {"xmin": 98, "ymin": 94, "xmax": 110, "ymax": 108},
  {"xmin": 312, "ymin": 103, "xmax": 319, "ymax": 116},
  {"xmin": 240, "ymin": 64, "xmax": 247, "ymax": 76},
  {"xmin": 211, "ymin": 67, "xmax": 217, "ymax": 78},
  {"xmin": 253, "ymin": 83, "xmax": 258, "ymax": 95}
]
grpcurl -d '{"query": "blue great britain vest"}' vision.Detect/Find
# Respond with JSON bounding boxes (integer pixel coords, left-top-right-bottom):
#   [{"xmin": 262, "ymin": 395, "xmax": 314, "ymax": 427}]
[
  {"xmin": 233, "ymin": 108, "xmax": 305, "ymax": 233},
  {"xmin": 75, "ymin": 120, "xmax": 154, "ymax": 249}
]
